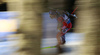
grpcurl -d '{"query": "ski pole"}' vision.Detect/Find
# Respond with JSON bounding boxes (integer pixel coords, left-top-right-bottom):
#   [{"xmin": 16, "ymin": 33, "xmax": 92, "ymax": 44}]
[{"xmin": 71, "ymin": 7, "xmax": 78, "ymax": 14}]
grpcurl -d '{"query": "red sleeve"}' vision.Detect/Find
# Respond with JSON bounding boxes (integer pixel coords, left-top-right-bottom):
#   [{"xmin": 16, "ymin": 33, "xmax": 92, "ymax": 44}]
[
  {"xmin": 62, "ymin": 22, "xmax": 72, "ymax": 31},
  {"xmin": 62, "ymin": 21, "xmax": 72, "ymax": 28},
  {"xmin": 61, "ymin": 21, "xmax": 72, "ymax": 36},
  {"xmin": 67, "ymin": 22, "xmax": 72, "ymax": 31}
]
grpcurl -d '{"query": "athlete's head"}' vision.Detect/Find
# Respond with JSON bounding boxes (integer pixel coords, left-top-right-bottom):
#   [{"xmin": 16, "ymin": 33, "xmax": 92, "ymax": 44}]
[{"xmin": 49, "ymin": 10, "xmax": 58, "ymax": 19}]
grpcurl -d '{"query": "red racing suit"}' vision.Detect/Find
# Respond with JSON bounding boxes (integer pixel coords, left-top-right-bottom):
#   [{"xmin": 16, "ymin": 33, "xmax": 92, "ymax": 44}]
[{"xmin": 61, "ymin": 15, "xmax": 72, "ymax": 35}]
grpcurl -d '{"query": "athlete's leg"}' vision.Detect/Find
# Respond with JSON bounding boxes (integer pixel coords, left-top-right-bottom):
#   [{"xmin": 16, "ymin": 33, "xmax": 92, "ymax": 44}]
[
  {"xmin": 56, "ymin": 32, "xmax": 62, "ymax": 45},
  {"xmin": 56, "ymin": 32, "xmax": 64, "ymax": 53},
  {"xmin": 56, "ymin": 32, "xmax": 67, "ymax": 53},
  {"xmin": 61, "ymin": 35, "xmax": 66, "ymax": 44}
]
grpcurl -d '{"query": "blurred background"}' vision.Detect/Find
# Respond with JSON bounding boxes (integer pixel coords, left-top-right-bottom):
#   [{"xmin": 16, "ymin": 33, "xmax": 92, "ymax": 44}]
[{"xmin": 0, "ymin": 0, "xmax": 100, "ymax": 55}]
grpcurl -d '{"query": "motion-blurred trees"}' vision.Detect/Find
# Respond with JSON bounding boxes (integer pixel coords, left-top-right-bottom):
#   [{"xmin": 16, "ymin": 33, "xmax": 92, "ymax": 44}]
[
  {"xmin": 74, "ymin": 0, "xmax": 100, "ymax": 55},
  {"xmin": 0, "ymin": 0, "xmax": 7, "ymax": 11},
  {"xmin": 7, "ymin": 0, "xmax": 43, "ymax": 55}
]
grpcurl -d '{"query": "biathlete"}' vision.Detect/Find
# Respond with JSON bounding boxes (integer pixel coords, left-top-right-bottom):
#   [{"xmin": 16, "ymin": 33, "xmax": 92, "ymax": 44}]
[{"xmin": 49, "ymin": 10, "xmax": 77, "ymax": 46}]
